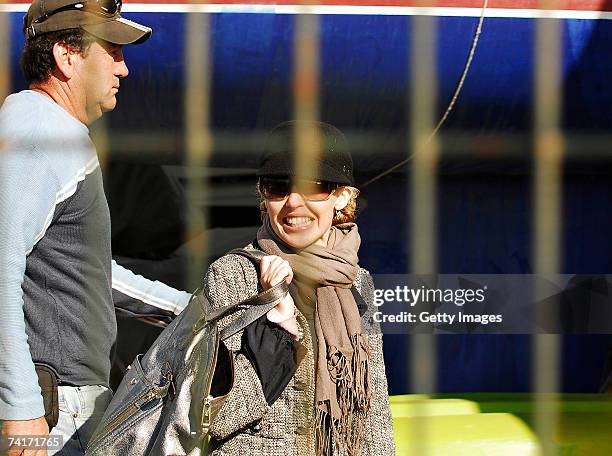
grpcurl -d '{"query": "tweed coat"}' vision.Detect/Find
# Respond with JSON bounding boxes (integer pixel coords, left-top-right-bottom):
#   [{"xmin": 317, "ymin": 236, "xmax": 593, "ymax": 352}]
[{"xmin": 203, "ymin": 244, "xmax": 396, "ymax": 456}]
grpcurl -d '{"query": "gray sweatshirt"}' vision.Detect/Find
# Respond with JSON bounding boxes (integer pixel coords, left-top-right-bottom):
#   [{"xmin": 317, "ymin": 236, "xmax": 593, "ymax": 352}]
[{"xmin": 0, "ymin": 90, "xmax": 190, "ymax": 420}]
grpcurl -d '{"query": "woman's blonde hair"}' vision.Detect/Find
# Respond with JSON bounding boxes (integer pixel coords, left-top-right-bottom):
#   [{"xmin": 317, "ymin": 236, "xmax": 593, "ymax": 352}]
[{"xmin": 258, "ymin": 186, "xmax": 359, "ymax": 225}]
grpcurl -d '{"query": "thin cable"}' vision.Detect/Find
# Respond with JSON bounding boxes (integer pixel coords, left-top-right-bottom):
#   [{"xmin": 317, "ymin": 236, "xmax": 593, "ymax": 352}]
[{"xmin": 361, "ymin": 0, "xmax": 489, "ymax": 188}]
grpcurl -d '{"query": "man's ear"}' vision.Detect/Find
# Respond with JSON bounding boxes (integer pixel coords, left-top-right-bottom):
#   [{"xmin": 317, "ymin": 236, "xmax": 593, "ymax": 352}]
[
  {"xmin": 52, "ymin": 42, "xmax": 78, "ymax": 79},
  {"xmin": 334, "ymin": 187, "xmax": 352, "ymax": 211}
]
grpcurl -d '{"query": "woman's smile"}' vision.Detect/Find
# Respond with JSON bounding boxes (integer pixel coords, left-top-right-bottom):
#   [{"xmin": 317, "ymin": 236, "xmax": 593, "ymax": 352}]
[{"xmin": 283, "ymin": 216, "xmax": 315, "ymax": 229}]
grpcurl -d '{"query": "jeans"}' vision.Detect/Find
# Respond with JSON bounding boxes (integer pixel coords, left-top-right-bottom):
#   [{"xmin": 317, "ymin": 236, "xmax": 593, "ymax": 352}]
[{"xmin": 48, "ymin": 385, "xmax": 112, "ymax": 456}]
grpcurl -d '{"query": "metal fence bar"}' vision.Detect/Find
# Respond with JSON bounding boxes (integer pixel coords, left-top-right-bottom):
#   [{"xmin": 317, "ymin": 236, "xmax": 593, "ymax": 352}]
[
  {"xmin": 185, "ymin": 7, "xmax": 212, "ymax": 290},
  {"xmin": 91, "ymin": 118, "xmax": 109, "ymax": 172},
  {"xmin": 533, "ymin": 1, "xmax": 563, "ymax": 454},
  {"xmin": 409, "ymin": 9, "xmax": 439, "ymax": 456},
  {"xmin": 77, "ymin": 130, "xmax": 612, "ymax": 161},
  {"xmin": 294, "ymin": 5, "xmax": 321, "ymax": 179},
  {"xmin": 0, "ymin": 5, "xmax": 9, "ymax": 333},
  {"xmin": 0, "ymin": 3, "xmax": 9, "ymax": 107}
]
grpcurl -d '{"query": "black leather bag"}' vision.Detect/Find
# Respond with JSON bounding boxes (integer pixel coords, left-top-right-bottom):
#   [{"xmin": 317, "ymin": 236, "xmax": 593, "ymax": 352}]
[
  {"xmin": 34, "ymin": 363, "xmax": 59, "ymax": 430},
  {"xmin": 86, "ymin": 248, "xmax": 287, "ymax": 456}
]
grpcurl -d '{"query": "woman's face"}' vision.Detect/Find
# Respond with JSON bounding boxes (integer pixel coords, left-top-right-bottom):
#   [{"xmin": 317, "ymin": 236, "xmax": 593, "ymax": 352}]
[{"xmin": 265, "ymin": 184, "xmax": 351, "ymax": 249}]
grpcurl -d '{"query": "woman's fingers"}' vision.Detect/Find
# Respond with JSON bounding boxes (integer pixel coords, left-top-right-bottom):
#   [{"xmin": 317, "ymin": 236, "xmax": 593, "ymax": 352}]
[{"xmin": 259, "ymin": 255, "xmax": 293, "ymax": 290}]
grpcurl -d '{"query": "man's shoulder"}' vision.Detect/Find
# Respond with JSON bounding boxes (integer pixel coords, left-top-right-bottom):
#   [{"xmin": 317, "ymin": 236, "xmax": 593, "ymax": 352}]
[
  {"xmin": 1, "ymin": 91, "xmax": 98, "ymax": 186},
  {"xmin": 1, "ymin": 90, "xmax": 48, "ymax": 121},
  {"xmin": 1, "ymin": 90, "xmax": 86, "ymax": 135},
  {"xmin": 0, "ymin": 93, "xmax": 58, "ymax": 184},
  {"xmin": 1, "ymin": 92, "xmax": 38, "ymax": 135},
  {"xmin": 2, "ymin": 92, "xmax": 57, "ymax": 147}
]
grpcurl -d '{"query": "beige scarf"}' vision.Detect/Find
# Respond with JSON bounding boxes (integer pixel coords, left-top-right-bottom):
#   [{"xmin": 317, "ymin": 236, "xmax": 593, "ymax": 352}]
[{"xmin": 257, "ymin": 217, "xmax": 371, "ymax": 456}]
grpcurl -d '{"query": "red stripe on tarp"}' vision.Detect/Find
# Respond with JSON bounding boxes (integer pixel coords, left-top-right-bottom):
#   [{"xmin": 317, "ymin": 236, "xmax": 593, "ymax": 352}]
[{"xmin": 6, "ymin": 0, "xmax": 612, "ymax": 12}]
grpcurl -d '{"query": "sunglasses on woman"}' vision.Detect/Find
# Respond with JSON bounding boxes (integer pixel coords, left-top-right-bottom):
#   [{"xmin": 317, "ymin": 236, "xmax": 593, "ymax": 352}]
[
  {"xmin": 33, "ymin": 0, "xmax": 122, "ymax": 24},
  {"xmin": 258, "ymin": 178, "xmax": 340, "ymax": 202}
]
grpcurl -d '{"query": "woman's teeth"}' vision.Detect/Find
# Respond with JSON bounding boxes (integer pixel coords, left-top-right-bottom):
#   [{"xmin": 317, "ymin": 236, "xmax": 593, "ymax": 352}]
[{"xmin": 285, "ymin": 217, "xmax": 312, "ymax": 227}]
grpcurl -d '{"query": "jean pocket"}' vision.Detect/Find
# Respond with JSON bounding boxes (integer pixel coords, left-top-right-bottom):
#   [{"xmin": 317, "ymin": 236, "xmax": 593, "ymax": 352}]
[
  {"xmin": 58, "ymin": 387, "xmax": 78, "ymax": 415},
  {"xmin": 77, "ymin": 385, "xmax": 113, "ymax": 418}
]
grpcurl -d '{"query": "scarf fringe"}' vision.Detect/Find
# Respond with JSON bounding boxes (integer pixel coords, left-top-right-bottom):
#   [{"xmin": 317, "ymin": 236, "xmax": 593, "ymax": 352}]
[{"xmin": 317, "ymin": 334, "xmax": 372, "ymax": 456}]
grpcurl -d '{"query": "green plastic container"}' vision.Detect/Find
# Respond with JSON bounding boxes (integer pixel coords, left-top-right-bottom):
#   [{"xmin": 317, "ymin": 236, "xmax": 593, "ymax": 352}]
[
  {"xmin": 442, "ymin": 393, "xmax": 612, "ymax": 456},
  {"xmin": 389, "ymin": 393, "xmax": 612, "ymax": 455},
  {"xmin": 392, "ymin": 413, "xmax": 542, "ymax": 456},
  {"xmin": 390, "ymin": 397, "xmax": 480, "ymax": 418}
]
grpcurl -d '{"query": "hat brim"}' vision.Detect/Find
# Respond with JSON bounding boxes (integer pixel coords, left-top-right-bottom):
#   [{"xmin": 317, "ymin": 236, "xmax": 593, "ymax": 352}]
[
  {"xmin": 82, "ymin": 17, "xmax": 152, "ymax": 45},
  {"xmin": 257, "ymin": 159, "xmax": 355, "ymax": 186}
]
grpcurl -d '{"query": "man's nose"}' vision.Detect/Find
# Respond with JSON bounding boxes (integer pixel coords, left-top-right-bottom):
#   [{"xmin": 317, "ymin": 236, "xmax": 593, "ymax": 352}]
[{"xmin": 116, "ymin": 59, "xmax": 129, "ymax": 78}]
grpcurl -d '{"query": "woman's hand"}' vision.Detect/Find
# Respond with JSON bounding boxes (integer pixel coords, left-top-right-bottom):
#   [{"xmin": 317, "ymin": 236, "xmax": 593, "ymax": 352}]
[
  {"xmin": 259, "ymin": 255, "xmax": 293, "ymax": 291},
  {"xmin": 260, "ymin": 256, "xmax": 300, "ymax": 340}
]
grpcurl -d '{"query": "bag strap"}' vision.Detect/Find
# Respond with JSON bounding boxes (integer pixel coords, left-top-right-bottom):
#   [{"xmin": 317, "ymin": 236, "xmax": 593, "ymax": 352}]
[{"xmin": 202, "ymin": 248, "xmax": 289, "ymax": 341}]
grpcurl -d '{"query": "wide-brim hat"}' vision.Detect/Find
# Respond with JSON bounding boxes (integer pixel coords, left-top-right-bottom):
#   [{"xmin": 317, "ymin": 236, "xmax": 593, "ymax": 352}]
[
  {"xmin": 24, "ymin": 0, "xmax": 152, "ymax": 45},
  {"xmin": 257, "ymin": 120, "xmax": 355, "ymax": 186}
]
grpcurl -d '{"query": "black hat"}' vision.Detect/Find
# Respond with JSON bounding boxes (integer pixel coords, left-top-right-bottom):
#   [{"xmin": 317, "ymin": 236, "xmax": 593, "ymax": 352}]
[
  {"xmin": 23, "ymin": 0, "xmax": 152, "ymax": 45},
  {"xmin": 257, "ymin": 120, "xmax": 355, "ymax": 186}
]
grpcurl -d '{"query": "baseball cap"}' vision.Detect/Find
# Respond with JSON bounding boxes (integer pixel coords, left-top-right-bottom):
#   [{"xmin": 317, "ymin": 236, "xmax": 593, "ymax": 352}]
[
  {"xmin": 23, "ymin": 0, "xmax": 152, "ymax": 45},
  {"xmin": 257, "ymin": 120, "xmax": 356, "ymax": 186}
]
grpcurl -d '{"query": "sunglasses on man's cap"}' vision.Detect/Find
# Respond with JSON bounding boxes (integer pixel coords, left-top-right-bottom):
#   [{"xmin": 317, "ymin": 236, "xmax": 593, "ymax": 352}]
[
  {"xmin": 32, "ymin": 0, "xmax": 121, "ymax": 25},
  {"xmin": 258, "ymin": 177, "xmax": 341, "ymax": 202},
  {"xmin": 24, "ymin": 0, "xmax": 151, "ymax": 45}
]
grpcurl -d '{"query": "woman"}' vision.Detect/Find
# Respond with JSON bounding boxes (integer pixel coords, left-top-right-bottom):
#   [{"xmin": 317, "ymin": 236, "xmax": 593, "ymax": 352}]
[{"xmin": 204, "ymin": 121, "xmax": 395, "ymax": 456}]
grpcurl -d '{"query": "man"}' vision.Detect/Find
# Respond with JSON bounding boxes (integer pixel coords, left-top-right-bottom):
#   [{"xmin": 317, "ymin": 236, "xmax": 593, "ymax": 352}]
[{"xmin": 0, "ymin": 1, "xmax": 190, "ymax": 455}]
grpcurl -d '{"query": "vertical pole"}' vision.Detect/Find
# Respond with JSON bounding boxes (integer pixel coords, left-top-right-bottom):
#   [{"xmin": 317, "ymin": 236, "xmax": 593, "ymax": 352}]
[
  {"xmin": 294, "ymin": 6, "xmax": 320, "ymax": 180},
  {"xmin": 533, "ymin": 2, "xmax": 563, "ymax": 454},
  {"xmin": 409, "ymin": 9, "xmax": 439, "ymax": 456},
  {"xmin": 0, "ymin": 0, "xmax": 9, "ymax": 171},
  {"xmin": 0, "ymin": 3, "xmax": 9, "ymax": 107},
  {"xmin": 293, "ymin": 7, "xmax": 319, "ymax": 454},
  {"xmin": 91, "ymin": 117, "xmax": 109, "ymax": 173},
  {"xmin": 185, "ymin": 6, "xmax": 212, "ymax": 290}
]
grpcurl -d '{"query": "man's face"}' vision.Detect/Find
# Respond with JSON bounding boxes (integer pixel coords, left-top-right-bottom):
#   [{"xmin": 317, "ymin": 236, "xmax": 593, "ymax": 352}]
[{"xmin": 72, "ymin": 39, "xmax": 129, "ymax": 123}]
